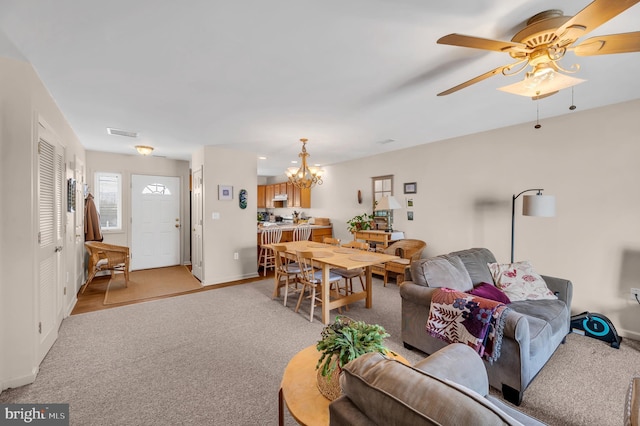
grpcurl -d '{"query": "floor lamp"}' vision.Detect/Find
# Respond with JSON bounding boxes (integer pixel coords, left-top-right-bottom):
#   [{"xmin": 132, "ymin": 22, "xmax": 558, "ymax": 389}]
[
  {"xmin": 375, "ymin": 195, "xmax": 402, "ymax": 232},
  {"xmin": 511, "ymin": 189, "xmax": 556, "ymax": 262}
]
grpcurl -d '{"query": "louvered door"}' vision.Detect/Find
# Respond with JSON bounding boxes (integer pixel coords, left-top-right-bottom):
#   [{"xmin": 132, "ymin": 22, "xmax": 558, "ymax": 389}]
[{"xmin": 36, "ymin": 124, "xmax": 65, "ymax": 363}]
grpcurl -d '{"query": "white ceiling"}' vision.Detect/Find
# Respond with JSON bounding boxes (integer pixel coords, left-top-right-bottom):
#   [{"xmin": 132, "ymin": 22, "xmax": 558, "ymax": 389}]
[{"xmin": 1, "ymin": 0, "xmax": 639, "ymax": 176}]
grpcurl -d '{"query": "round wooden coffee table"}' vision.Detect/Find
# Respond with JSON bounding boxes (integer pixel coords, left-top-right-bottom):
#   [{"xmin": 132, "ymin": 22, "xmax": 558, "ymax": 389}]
[{"xmin": 278, "ymin": 345, "xmax": 408, "ymax": 425}]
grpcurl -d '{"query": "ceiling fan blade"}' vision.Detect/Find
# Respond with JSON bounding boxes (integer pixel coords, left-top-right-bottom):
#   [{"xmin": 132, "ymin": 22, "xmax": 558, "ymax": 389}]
[
  {"xmin": 438, "ymin": 34, "xmax": 530, "ymax": 54},
  {"xmin": 553, "ymin": 0, "xmax": 640, "ymax": 46},
  {"xmin": 573, "ymin": 31, "xmax": 640, "ymax": 56},
  {"xmin": 437, "ymin": 61, "xmax": 525, "ymax": 96}
]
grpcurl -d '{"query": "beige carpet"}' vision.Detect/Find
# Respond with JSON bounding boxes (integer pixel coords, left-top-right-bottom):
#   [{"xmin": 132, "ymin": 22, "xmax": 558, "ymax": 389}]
[
  {"xmin": 103, "ymin": 265, "xmax": 202, "ymax": 305},
  {"xmin": 1, "ymin": 278, "xmax": 638, "ymax": 425}
]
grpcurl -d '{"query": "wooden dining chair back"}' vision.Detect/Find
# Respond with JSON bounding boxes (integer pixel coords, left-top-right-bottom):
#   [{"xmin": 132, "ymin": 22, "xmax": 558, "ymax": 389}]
[
  {"xmin": 82, "ymin": 241, "xmax": 130, "ymax": 293},
  {"xmin": 271, "ymin": 244, "xmax": 306, "ymax": 307},
  {"xmin": 294, "ymin": 250, "xmax": 343, "ymax": 322},
  {"xmin": 293, "ymin": 224, "xmax": 312, "ymax": 241},
  {"xmin": 341, "ymin": 240, "xmax": 370, "ymax": 251},
  {"xmin": 323, "ymin": 237, "xmax": 341, "ymax": 246},
  {"xmin": 258, "ymin": 227, "xmax": 283, "ymax": 276}
]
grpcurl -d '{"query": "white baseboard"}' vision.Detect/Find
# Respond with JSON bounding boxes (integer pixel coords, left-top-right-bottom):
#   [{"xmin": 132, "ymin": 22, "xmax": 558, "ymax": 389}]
[
  {"xmin": 620, "ymin": 328, "xmax": 640, "ymax": 341},
  {"xmin": 65, "ymin": 296, "xmax": 78, "ymax": 318},
  {"xmin": 1, "ymin": 366, "xmax": 39, "ymax": 392},
  {"xmin": 202, "ymin": 272, "xmax": 260, "ymax": 286}
]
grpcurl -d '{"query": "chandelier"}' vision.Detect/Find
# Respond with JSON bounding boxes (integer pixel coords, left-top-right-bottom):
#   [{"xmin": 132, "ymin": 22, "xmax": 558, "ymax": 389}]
[{"xmin": 285, "ymin": 138, "xmax": 324, "ymax": 189}]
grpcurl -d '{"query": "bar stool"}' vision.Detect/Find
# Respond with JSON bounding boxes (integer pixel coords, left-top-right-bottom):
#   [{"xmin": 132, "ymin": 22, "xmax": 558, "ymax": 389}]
[
  {"xmin": 258, "ymin": 227, "xmax": 283, "ymax": 276},
  {"xmin": 293, "ymin": 224, "xmax": 312, "ymax": 241}
]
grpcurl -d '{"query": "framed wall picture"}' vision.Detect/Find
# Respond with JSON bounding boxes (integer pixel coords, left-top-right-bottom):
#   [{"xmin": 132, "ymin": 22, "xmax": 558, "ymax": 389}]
[
  {"xmin": 404, "ymin": 182, "xmax": 417, "ymax": 194},
  {"xmin": 218, "ymin": 185, "xmax": 233, "ymax": 201},
  {"xmin": 407, "ymin": 211, "xmax": 414, "ymax": 221},
  {"xmin": 406, "ymin": 198, "xmax": 414, "ymax": 208}
]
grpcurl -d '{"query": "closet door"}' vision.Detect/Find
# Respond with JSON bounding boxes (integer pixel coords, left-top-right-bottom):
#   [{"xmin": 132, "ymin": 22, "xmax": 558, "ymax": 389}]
[
  {"xmin": 191, "ymin": 167, "xmax": 203, "ymax": 281},
  {"xmin": 36, "ymin": 122, "xmax": 65, "ymax": 363}
]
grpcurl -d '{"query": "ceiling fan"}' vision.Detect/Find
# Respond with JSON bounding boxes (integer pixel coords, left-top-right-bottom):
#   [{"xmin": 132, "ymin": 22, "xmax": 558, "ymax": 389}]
[{"xmin": 437, "ymin": 0, "xmax": 640, "ymax": 98}]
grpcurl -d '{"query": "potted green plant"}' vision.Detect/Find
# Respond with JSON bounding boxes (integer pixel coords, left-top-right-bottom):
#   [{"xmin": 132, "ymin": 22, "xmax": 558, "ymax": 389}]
[
  {"xmin": 315, "ymin": 316, "xmax": 393, "ymax": 400},
  {"xmin": 347, "ymin": 213, "xmax": 374, "ymax": 233}
]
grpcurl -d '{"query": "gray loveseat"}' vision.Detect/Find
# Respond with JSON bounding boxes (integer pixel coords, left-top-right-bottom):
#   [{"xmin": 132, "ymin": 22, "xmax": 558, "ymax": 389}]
[
  {"xmin": 330, "ymin": 343, "xmax": 546, "ymax": 425},
  {"xmin": 400, "ymin": 248, "xmax": 572, "ymax": 405}
]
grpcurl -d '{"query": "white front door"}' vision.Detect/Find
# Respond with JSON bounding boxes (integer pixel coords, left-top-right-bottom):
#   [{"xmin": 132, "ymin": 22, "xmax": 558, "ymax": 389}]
[
  {"xmin": 131, "ymin": 175, "xmax": 181, "ymax": 270},
  {"xmin": 191, "ymin": 168, "xmax": 203, "ymax": 281},
  {"xmin": 36, "ymin": 123, "xmax": 65, "ymax": 363}
]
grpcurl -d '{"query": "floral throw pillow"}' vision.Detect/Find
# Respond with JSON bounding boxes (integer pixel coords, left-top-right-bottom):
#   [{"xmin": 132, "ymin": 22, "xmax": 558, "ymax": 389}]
[{"xmin": 487, "ymin": 261, "xmax": 557, "ymax": 302}]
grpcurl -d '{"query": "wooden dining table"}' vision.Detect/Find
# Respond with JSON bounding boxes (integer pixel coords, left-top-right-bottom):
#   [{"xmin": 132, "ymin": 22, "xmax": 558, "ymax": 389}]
[{"xmin": 268, "ymin": 240, "xmax": 399, "ymax": 324}]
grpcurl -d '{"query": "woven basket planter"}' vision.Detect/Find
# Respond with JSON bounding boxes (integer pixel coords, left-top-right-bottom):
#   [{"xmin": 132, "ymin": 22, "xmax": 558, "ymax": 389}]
[{"xmin": 316, "ymin": 361, "xmax": 341, "ymax": 401}]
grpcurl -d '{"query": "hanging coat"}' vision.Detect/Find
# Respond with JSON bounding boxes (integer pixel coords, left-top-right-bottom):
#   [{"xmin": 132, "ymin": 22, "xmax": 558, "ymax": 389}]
[{"xmin": 84, "ymin": 193, "xmax": 103, "ymax": 242}]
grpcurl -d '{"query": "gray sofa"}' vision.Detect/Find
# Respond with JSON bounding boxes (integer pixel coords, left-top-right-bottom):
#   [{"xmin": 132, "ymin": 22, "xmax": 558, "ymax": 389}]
[
  {"xmin": 400, "ymin": 248, "xmax": 573, "ymax": 405},
  {"xmin": 330, "ymin": 343, "xmax": 546, "ymax": 425}
]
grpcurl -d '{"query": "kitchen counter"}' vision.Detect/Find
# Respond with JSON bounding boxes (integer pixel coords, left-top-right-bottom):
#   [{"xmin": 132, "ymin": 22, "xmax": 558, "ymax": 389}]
[
  {"xmin": 256, "ymin": 224, "xmax": 334, "ymax": 245},
  {"xmin": 257, "ymin": 223, "xmax": 333, "ymax": 232}
]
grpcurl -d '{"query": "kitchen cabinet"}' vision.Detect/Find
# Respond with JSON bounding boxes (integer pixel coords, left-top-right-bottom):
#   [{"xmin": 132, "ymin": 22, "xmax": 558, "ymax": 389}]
[
  {"xmin": 259, "ymin": 182, "xmax": 312, "ymax": 208},
  {"xmin": 265, "ymin": 185, "xmax": 275, "ymax": 208},
  {"xmin": 310, "ymin": 227, "xmax": 333, "ymax": 242},
  {"xmin": 257, "ymin": 185, "xmax": 266, "ymax": 208}
]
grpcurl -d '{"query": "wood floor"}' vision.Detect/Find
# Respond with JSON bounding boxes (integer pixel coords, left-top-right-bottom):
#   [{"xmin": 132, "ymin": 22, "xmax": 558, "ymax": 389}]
[{"xmin": 72, "ymin": 268, "xmax": 273, "ymax": 315}]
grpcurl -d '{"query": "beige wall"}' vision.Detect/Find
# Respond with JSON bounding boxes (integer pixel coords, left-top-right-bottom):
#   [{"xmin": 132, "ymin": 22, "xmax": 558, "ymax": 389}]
[
  {"xmin": 1, "ymin": 55, "xmax": 86, "ymax": 390},
  {"xmin": 85, "ymin": 151, "xmax": 191, "ymax": 265},
  {"xmin": 310, "ymin": 99, "xmax": 640, "ymax": 340},
  {"xmin": 193, "ymin": 146, "xmax": 259, "ymax": 285}
]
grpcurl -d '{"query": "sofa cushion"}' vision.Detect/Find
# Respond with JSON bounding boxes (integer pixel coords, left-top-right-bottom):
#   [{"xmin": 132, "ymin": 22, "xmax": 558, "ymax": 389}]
[
  {"xmin": 509, "ymin": 299, "xmax": 569, "ymax": 359},
  {"xmin": 419, "ymin": 256, "xmax": 474, "ymax": 291},
  {"xmin": 448, "ymin": 248, "xmax": 496, "ymax": 285},
  {"xmin": 488, "ymin": 261, "xmax": 557, "ymax": 302},
  {"xmin": 340, "ymin": 352, "xmax": 525, "ymax": 426},
  {"xmin": 469, "ymin": 282, "xmax": 511, "ymax": 304}
]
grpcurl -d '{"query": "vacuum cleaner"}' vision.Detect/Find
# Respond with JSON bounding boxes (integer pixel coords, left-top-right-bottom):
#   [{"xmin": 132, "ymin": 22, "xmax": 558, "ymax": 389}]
[{"xmin": 570, "ymin": 311, "xmax": 622, "ymax": 349}]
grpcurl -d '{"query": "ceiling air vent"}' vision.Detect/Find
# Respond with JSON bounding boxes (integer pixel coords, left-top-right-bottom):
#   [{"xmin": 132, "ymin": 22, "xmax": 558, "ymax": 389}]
[{"xmin": 106, "ymin": 127, "xmax": 138, "ymax": 138}]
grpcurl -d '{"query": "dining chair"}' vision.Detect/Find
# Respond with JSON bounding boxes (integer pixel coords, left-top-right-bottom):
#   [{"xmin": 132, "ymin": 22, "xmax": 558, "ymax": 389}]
[
  {"xmin": 258, "ymin": 227, "xmax": 283, "ymax": 276},
  {"xmin": 333, "ymin": 241, "xmax": 370, "ymax": 295},
  {"xmin": 294, "ymin": 250, "xmax": 343, "ymax": 322},
  {"xmin": 293, "ymin": 224, "xmax": 312, "ymax": 242},
  {"xmin": 272, "ymin": 244, "xmax": 307, "ymax": 307},
  {"xmin": 323, "ymin": 237, "xmax": 341, "ymax": 246}
]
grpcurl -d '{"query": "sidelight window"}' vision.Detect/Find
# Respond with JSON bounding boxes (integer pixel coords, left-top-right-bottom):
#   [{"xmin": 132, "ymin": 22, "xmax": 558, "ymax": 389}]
[{"xmin": 95, "ymin": 172, "xmax": 122, "ymax": 231}]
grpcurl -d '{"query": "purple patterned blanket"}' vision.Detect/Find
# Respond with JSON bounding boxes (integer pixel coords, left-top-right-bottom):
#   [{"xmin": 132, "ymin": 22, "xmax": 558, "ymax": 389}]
[{"xmin": 426, "ymin": 288, "xmax": 510, "ymax": 363}]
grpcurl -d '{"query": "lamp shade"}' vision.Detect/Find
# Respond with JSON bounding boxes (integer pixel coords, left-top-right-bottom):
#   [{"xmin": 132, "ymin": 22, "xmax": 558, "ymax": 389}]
[
  {"xmin": 375, "ymin": 195, "xmax": 401, "ymax": 211},
  {"xmin": 522, "ymin": 194, "xmax": 556, "ymax": 217}
]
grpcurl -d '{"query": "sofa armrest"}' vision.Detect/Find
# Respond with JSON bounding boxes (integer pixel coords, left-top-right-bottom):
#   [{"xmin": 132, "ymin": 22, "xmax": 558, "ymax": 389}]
[
  {"xmin": 414, "ymin": 343, "xmax": 489, "ymax": 397},
  {"xmin": 541, "ymin": 275, "xmax": 573, "ymax": 307},
  {"xmin": 399, "ymin": 281, "xmax": 437, "ymax": 308}
]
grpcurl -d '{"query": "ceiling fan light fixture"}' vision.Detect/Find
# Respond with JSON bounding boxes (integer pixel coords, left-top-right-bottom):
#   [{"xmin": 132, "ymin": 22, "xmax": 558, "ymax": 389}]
[{"xmin": 498, "ymin": 72, "xmax": 585, "ymax": 98}]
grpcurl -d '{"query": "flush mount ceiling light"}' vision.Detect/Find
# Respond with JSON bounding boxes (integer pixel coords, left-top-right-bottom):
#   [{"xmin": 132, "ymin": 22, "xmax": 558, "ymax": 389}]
[
  {"xmin": 135, "ymin": 145, "xmax": 154, "ymax": 156},
  {"xmin": 285, "ymin": 138, "xmax": 324, "ymax": 189}
]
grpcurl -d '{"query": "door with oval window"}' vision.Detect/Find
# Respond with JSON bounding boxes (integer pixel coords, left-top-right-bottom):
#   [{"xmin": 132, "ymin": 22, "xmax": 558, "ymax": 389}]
[{"xmin": 131, "ymin": 175, "xmax": 181, "ymax": 270}]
